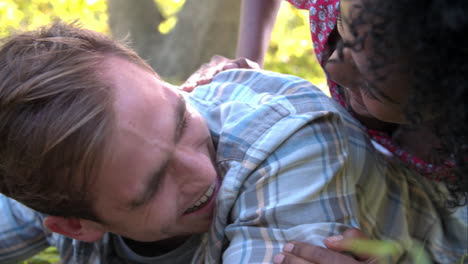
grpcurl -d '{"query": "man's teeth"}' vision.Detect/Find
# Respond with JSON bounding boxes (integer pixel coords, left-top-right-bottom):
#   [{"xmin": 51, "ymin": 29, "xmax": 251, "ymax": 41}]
[{"xmin": 186, "ymin": 183, "xmax": 215, "ymax": 212}]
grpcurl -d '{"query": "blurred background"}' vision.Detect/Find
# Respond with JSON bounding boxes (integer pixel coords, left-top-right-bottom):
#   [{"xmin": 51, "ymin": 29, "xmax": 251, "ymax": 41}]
[
  {"xmin": 0, "ymin": 0, "xmax": 325, "ymax": 263},
  {"xmin": 0, "ymin": 0, "xmax": 325, "ymax": 86}
]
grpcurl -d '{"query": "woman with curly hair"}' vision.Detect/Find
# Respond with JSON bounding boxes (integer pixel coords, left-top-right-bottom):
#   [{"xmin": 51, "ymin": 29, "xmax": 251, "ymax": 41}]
[{"xmin": 233, "ymin": 0, "xmax": 467, "ymax": 263}]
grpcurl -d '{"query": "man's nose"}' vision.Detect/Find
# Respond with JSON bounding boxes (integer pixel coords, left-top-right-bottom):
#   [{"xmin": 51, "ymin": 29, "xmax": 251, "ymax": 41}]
[{"xmin": 170, "ymin": 147, "xmax": 198, "ymax": 183}]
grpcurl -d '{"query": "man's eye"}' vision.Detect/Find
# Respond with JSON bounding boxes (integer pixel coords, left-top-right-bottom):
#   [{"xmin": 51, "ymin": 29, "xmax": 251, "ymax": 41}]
[{"xmin": 181, "ymin": 112, "xmax": 190, "ymax": 133}]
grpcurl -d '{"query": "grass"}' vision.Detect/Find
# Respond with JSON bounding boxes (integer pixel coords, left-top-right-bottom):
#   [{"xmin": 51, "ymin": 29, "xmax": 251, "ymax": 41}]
[{"xmin": 20, "ymin": 247, "xmax": 60, "ymax": 264}]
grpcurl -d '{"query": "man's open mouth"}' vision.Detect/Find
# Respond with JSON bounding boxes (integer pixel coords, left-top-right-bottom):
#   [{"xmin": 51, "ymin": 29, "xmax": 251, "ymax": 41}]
[{"xmin": 184, "ymin": 183, "xmax": 216, "ymax": 214}]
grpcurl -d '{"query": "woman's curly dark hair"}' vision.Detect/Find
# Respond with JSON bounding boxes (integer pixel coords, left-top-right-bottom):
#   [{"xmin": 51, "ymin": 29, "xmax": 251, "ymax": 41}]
[{"xmin": 343, "ymin": 0, "xmax": 468, "ymax": 207}]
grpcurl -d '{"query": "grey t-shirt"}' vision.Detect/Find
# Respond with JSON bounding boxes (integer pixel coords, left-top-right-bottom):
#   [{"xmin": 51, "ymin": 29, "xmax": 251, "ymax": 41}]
[
  {"xmin": 110, "ymin": 234, "xmax": 202, "ymax": 264},
  {"xmin": 108, "ymin": 235, "xmax": 201, "ymax": 264}
]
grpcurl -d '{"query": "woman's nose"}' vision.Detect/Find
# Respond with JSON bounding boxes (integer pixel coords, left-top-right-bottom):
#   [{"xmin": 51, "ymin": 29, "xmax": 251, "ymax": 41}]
[{"xmin": 324, "ymin": 49, "xmax": 361, "ymax": 90}]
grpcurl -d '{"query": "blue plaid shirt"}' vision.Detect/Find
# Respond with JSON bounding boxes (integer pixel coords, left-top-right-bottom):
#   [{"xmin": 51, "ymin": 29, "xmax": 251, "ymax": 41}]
[{"xmin": 1, "ymin": 70, "xmax": 466, "ymax": 264}]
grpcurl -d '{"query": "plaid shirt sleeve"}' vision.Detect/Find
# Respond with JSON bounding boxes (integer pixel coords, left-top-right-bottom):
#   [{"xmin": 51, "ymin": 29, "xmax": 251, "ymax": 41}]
[
  {"xmin": 188, "ymin": 69, "xmax": 467, "ymax": 264},
  {"xmin": 0, "ymin": 194, "xmax": 51, "ymax": 263}
]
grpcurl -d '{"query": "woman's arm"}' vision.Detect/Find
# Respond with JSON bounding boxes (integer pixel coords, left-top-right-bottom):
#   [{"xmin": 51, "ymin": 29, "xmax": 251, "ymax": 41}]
[{"xmin": 236, "ymin": 0, "xmax": 282, "ymax": 67}]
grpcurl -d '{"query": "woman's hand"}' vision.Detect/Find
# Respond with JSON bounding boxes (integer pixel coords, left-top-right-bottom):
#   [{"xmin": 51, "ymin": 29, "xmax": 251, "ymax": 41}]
[
  {"xmin": 273, "ymin": 228, "xmax": 378, "ymax": 264},
  {"xmin": 180, "ymin": 55, "xmax": 260, "ymax": 92}
]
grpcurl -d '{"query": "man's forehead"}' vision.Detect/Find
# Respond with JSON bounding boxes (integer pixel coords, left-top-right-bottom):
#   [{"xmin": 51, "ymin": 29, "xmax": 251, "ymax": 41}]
[
  {"xmin": 116, "ymin": 93, "xmax": 187, "ymax": 209},
  {"xmin": 105, "ymin": 59, "xmax": 170, "ymax": 115}
]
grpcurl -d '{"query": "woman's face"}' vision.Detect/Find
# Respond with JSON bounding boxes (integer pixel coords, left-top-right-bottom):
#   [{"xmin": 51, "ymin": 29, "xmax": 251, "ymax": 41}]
[{"xmin": 325, "ymin": 0, "xmax": 411, "ymax": 124}]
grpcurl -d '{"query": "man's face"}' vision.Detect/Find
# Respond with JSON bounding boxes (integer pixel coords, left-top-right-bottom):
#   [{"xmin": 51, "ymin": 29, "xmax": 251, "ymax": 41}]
[{"xmin": 92, "ymin": 56, "xmax": 219, "ymax": 242}]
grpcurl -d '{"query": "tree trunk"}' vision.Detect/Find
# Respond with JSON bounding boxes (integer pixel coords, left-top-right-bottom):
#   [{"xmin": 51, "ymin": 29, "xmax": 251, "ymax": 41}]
[
  {"xmin": 107, "ymin": 0, "xmax": 165, "ymax": 58},
  {"xmin": 107, "ymin": 0, "xmax": 240, "ymax": 82}
]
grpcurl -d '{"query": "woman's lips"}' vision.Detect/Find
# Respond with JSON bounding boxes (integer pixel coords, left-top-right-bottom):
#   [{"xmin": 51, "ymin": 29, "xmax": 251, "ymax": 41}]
[{"xmin": 344, "ymin": 86, "xmax": 371, "ymax": 117}]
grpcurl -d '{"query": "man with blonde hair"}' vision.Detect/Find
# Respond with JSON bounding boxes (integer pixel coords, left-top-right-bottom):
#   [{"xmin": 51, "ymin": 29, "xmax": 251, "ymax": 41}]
[{"xmin": 0, "ymin": 22, "xmax": 465, "ymax": 264}]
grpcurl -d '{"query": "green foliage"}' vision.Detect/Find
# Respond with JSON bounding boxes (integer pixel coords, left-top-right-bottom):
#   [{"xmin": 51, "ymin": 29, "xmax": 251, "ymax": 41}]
[
  {"xmin": 154, "ymin": 0, "xmax": 185, "ymax": 34},
  {"xmin": 456, "ymin": 254, "xmax": 467, "ymax": 264},
  {"xmin": 154, "ymin": 0, "xmax": 184, "ymax": 18},
  {"xmin": 18, "ymin": 247, "xmax": 59, "ymax": 264},
  {"xmin": 0, "ymin": 0, "xmax": 325, "ymax": 87},
  {"xmin": 0, "ymin": 0, "xmax": 108, "ymax": 38},
  {"xmin": 348, "ymin": 239, "xmax": 431, "ymax": 264},
  {"xmin": 348, "ymin": 239, "xmax": 404, "ymax": 257},
  {"xmin": 265, "ymin": 2, "xmax": 326, "ymax": 92}
]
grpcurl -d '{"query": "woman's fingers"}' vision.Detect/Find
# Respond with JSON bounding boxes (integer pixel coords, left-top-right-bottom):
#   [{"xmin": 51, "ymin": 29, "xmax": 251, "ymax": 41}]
[
  {"xmin": 180, "ymin": 56, "xmax": 260, "ymax": 91},
  {"xmin": 223, "ymin": 57, "xmax": 260, "ymax": 70}
]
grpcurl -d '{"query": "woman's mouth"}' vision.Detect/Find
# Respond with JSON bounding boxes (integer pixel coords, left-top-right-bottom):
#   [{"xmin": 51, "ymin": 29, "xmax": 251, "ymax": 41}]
[{"xmin": 344, "ymin": 86, "xmax": 370, "ymax": 116}]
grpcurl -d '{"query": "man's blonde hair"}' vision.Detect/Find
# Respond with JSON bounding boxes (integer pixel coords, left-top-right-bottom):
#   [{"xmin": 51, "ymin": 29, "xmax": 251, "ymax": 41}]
[{"xmin": 0, "ymin": 21, "xmax": 153, "ymax": 220}]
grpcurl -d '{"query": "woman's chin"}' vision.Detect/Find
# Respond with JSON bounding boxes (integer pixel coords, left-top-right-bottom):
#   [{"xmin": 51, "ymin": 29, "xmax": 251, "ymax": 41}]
[{"xmin": 349, "ymin": 104, "xmax": 400, "ymax": 132}]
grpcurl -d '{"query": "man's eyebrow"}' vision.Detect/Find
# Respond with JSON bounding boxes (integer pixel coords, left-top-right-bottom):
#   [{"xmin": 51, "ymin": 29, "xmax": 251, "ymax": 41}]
[
  {"xmin": 174, "ymin": 94, "xmax": 187, "ymax": 142},
  {"xmin": 128, "ymin": 93, "xmax": 187, "ymax": 209}
]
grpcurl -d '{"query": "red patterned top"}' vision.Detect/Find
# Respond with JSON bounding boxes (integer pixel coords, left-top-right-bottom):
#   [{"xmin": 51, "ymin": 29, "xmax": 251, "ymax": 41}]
[{"xmin": 286, "ymin": 0, "xmax": 454, "ymax": 178}]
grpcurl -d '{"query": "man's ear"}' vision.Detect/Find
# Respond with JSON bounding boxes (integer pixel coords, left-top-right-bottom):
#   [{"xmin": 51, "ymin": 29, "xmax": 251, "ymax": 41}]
[{"xmin": 44, "ymin": 216, "xmax": 105, "ymax": 242}]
